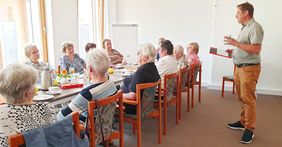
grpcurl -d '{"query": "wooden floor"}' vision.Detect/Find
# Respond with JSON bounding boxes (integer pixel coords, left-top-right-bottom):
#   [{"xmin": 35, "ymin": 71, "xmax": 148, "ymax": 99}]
[{"xmin": 108, "ymin": 87, "xmax": 282, "ymax": 147}]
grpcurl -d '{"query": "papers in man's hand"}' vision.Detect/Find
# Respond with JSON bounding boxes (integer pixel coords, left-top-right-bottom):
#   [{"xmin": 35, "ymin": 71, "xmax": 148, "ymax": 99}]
[{"xmin": 209, "ymin": 47, "xmax": 232, "ymax": 58}]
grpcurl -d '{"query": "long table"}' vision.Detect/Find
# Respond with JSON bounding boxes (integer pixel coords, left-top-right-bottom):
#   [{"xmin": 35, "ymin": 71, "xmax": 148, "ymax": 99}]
[{"xmin": 34, "ymin": 76, "xmax": 125, "ymax": 106}]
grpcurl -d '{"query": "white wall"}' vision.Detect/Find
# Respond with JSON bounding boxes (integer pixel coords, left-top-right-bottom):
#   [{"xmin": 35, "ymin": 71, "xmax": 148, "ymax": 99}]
[
  {"xmin": 43, "ymin": 0, "xmax": 282, "ymax": 95},
  {"xmin": 115, "ymin": 0, "xmax": 282, "ymax": 95},
  {"xmin": 116, "ymin": 0, "xmax": 215, "ymax": 86},
  {"xmin": 46, "ymin": 0, "xmax": 79, "ymax": 68},
  {"xmin": 211, "ymin": 0, "xmax": 282, "ymax": 95}
]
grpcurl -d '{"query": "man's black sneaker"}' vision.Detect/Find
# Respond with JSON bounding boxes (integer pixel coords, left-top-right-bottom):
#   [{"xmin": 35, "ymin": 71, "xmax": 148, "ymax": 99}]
[
  {"xmin": 227, "ymin": 121, "xmax": 245, "ymax": 130},
  {"xmin": 241, "ymin": 129, "xmax": 254, "ymax": 144}
]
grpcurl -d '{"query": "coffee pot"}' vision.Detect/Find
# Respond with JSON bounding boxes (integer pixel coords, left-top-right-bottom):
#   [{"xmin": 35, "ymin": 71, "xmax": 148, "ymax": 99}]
[{"xmin": 41, "ymin": 67, "xmax": 52, "ymax": 90}]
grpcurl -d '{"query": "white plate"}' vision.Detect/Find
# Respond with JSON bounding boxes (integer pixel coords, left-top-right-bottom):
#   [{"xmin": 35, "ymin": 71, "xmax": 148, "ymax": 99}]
[
  {"xmin": 33, "ymin": 94, "xmax": 54, "ymax": 101},
  {"xmin": 122, "ymin": 73, "xmax": 132, "ymax": 77},
  {"xmin": 46, "ymin": 90, "xmax": 62, "ymax": 95}
]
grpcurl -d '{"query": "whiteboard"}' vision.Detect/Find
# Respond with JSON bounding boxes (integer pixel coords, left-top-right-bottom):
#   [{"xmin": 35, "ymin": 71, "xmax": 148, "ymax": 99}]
[{"xmin": 111, "ymin": 24, "xmax": 138, "ymax": 64}]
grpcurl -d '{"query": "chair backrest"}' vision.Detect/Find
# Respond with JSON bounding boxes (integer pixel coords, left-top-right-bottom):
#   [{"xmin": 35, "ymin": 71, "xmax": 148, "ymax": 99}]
[
  {"xmin": 164, "ymin": 72, "xmax": 179, "ymax": 101},
  {"xmin": 136, "ymin": 80, "xmax": 161, "ymax": 119},
  {"xmin": 8, "ymin": 112, "xmax": 81, "ymax": 147},
  {"xmin": 179, "ymin": 67, "xmax": 189, "ymax": 91},
  {"xmin": 88, "ymin": 90, "xmax": 123, "ymax": 146},
  {"xmin": 189, "ymin": 62, "xmax": 202, "ymax": 85}
]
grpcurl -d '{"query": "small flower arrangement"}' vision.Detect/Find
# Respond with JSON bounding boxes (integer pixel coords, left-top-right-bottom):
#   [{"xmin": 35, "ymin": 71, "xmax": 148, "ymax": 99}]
[
  {"xmin": 55, "ymin": 69, "xmax": 80, "ymax": 85},
  {"xmin": 55, "ymin": 69, "xmax": 70, "ymax": 85},
  {"xmin": 57, "ymin": 69, "xmax": 71, "ymax": 78}
]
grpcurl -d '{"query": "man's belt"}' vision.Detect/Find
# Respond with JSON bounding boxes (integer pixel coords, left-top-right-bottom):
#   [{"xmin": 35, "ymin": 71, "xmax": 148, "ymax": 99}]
[{"xmin": 236, "ymin": 63, "xmax": 260, "ymax": 68}]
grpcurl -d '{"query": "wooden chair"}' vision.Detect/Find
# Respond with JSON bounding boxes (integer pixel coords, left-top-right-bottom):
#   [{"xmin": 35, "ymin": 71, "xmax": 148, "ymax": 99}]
[
  {"xmin": 8, "ymin": 112, "xmax": 81, "ymax": 147},
  {"xmin": 222, "ymin": 65, "xmax": 236, "ymax": 97},
  {"xmin": 178, "ymin": 66, "xmax": 189, "ymax": 116},
  {"xmin": 187, "ymin": 62, "xmax": 202, "ymax": 109},
  {"xmin": 88, "ymin": 91, "xmax": 124, "ymax": 147},
  {"xmin": 162, "ymin": 72, "xmax": 180, "ymax": 135},
  {"xmin": 123, "ymin": 80, "xmax": 162, "ymax": 147}
]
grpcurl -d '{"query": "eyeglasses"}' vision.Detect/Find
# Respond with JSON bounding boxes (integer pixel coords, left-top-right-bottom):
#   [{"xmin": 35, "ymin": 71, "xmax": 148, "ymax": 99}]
[{"xmin": 31, "ymin": 50, "xmax": 39, "ymax": 54}]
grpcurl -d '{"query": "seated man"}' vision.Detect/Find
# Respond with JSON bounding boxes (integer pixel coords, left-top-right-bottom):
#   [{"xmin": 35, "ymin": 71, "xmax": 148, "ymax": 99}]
[
  {"xmin": 122, "ymin": 43, "xmax": 160, "ymax": 114},
  {"xmin": 156, "ymin": 40, "xmax": 178, "ymax": 78},
  {"xmin": 85, "ymin": 42, "xmax": 96, "ymax": 53},
  {"xmin": 57, "ymin": 48, "xmax": 118, "ymax": 121}
]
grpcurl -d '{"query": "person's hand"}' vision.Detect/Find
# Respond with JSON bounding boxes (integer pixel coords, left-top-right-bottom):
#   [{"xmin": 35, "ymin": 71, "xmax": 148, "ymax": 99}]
[{"xmin": 224, "ymin": 36, "xmax": 240, "ymax": 47}]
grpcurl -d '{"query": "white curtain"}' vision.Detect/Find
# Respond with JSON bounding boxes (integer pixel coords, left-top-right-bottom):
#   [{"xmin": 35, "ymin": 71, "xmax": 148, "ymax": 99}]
[{"xmin": 78, "ymin": 0, "xmax": 109, "ymax": 57}]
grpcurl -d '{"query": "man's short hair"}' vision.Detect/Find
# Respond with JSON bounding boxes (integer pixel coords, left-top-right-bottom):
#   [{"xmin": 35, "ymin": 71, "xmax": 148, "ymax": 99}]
[
  {"xmin": 237, "ymin": 2, "xmax": 254, "ymax": 17},
  {"xmin": 160, "ymin": 40, "xmax": 174, "ymax": 55}
]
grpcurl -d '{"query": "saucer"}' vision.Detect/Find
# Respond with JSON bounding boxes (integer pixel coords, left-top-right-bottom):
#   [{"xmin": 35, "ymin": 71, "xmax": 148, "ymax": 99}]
[
  {"xmin": 46, "ymin": 90, "xmax": 62, "ymax": 95},
  {"xmin": 33, "ymin": 94, "xmax": 54, "ymax": 101}
]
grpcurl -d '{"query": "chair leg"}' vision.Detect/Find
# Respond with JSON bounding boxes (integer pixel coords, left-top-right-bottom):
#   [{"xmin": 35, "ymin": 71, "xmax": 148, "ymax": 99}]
[
  {"xmin": 119, "ymin": 107, "xmax": 124, "ymax": 147},
  {"xmin": 187, "ymin": 88, "xmax": 190, "ymax": 112},
  {"xmin": 179, "ymin": 89, "xmax": 181, "ymax": 120},
  {"xmin": 137, "ymin": 108, "xmax": 141, "ymax": 147},
  {"xmin": 137, "ymin": 121, "xmax": 141, "ymax": 147},
  {"xmin": 222, "ymin": 79, "xmax": 225, "ymax": 97},
  {"xmin": 158, "ymin": 107, "xmax": 162, "ymax": 144},
  {"xmin": 163, "ymin": 103, "xmax": 167, "ymax": 135},
  {"xmin": 198, "ymin": 84, "xmax": 201, "ymax": 103},
  {"xmin": 176, "ymin": 97, "xmax": 179, "ymax": 125},
  {"xmin": 191, "ymin": 86, "xmax": 194, "ymax": 108},
  {"xmin": 232, "ymin": 81, "xmax": 235, "ymax": 94}
]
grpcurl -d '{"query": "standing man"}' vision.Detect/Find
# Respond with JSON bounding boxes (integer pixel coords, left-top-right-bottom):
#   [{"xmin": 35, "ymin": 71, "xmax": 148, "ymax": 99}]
[{"xmin": 224, "ymin": 2, "xmax": 264, "ymax": 144}]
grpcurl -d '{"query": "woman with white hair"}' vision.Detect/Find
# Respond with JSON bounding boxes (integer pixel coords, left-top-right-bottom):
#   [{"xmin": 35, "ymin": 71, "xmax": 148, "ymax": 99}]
[
  {"xmin": 122, "ymin": 43, "xmax": 160, "ymax": 114},
  {"xmin": 24, "ymin": 44, "xmax": 48, "ymax": 80},
  {"xmin": 57, "ymin": 48, "xmax": 118, "ymax": 121},
  {"xmin": 60, "ymin": 41, "xmax": 86, "ymax": 74},
  {"xmin": 174, "ymin": 44, "xmax": 188, "ymax": 69},
  {"xmin": 0, "ymin": 63, "xmax": 56, "ymax": 147}
]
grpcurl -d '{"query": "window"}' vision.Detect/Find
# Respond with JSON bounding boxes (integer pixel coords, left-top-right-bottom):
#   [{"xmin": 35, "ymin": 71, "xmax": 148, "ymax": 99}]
[
  {"xmin": 78, "ymin": 0, "xmax": 108, "ymax": 58},
  {"xmin": 0, "ymin": 0, "xmax": 47, "ymax": 68},
  {"xmin": 78, "ymin": 0, "xmax": 96, "ymax": 59}
]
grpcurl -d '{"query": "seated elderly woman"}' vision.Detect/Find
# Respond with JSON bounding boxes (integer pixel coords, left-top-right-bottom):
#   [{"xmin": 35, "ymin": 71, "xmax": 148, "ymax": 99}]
[
  {"xmin": 24, "ymin": 44, "xmax": 48, "ymax": 81},
  {"xmin": 60, "ymin": 41, "xmax": 86, "ymax": 74},
  {"xmin": 0, "ymin": 63, "xmax": 56, "ymax": 147},
  {"xmin": 122, "ymin": 43, "xmax": 160, "ymax": 114},
  {"xmin": 85, "ymin": 42, "xmax": 96, "ymax": 53},
  {"xmin": 174, "ymin": 44, "xmax": 188, "ymax": 69},
  {"xmin": 156, "ymin": 40, "xmax": 178, "ymax": 78},
  {"xmin": 103, "ymin": 39, "xmax": 124, "ymax": 65},
  {"xmin": 57, "ymin": 48, "xmax": 118, "ymax": 121},
  {"xmin": 187, "ymin": 42, "xmax": 200, "ymax": 67}
]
